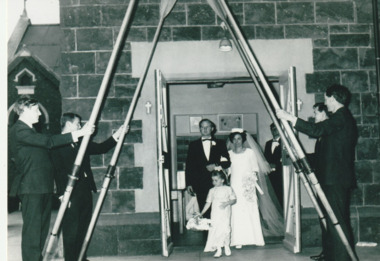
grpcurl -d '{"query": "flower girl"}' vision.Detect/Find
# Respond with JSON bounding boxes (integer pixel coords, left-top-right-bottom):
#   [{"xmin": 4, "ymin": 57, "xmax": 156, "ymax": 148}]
[{"xmin": 198, "ymin": 170, "xmax": 236, "ymax": 258}]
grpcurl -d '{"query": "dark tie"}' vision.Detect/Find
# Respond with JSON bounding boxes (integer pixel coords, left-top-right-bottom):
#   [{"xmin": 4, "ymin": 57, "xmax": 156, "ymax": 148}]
[{"xmin": 202, "ymin": 138, "xmax": 212, "ymax": 142}]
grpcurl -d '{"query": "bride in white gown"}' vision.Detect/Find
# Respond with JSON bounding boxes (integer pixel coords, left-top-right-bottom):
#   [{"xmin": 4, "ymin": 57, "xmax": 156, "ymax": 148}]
[{"xmin": 228, "ymin": 128, "xmax": 283, "ymax": 248}]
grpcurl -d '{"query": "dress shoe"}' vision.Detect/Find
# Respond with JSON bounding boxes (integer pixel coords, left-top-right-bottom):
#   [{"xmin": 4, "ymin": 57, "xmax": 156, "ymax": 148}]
[
  {"xmin": 310, "ymin": 252, "xmax": 324, "ymax": 260},
  {"xmin": 225, "ymin": 245, "xmax": 231, "ymax": 256},
  {"xmin": 214, "ymin": 248, "xmax": 222, "ymax": 258}
]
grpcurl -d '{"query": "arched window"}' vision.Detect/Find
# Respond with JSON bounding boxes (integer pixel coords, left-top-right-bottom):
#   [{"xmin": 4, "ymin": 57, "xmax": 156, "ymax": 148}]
[
  {"xmin": 14, "ymin": 68, "xmax": 36, "ymax": 95},
  {"xmin": 19, "ymin": 72, "xmax": 34, "ymax": 85}
]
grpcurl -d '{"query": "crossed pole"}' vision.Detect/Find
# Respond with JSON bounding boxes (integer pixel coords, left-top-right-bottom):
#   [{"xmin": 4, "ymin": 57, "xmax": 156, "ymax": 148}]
[
  {"xmin": 78, "ymin": 1, "xmax": 178, "ymax": 260},
  {"xmin": 209, "ymin": 0, "xmax": 357, "ymax": 260},
  {"xmin": 43, "ymin": 1, "xmax": 138, "ymax": 260},
  {"xmin": 44, "ymin": 1, "xmax": 358, "ymax": 260}
]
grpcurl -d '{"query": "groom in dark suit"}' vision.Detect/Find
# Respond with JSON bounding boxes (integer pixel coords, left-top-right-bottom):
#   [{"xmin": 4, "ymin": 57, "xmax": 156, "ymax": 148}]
[
  {"xmin": 277, "ymin": 84, "xmax": 358, "ymax": 261},
  {"xmin": 185, "ymin": 119, "xmax": 231, "ymax": 218}
]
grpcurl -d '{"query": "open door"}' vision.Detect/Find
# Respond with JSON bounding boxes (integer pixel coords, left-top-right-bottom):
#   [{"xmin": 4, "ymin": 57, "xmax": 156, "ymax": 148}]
[
  {"xmin": 155, "ymin": 69, "xmax": 173, "ymax": 256},
  {"xmin": 279, "ymin": 66, "xmax": 301, "ymax": 253}
]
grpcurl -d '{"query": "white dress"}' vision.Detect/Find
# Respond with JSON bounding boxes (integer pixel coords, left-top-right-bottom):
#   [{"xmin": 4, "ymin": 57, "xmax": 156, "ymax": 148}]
[
  {"xmin": 229, "ymin": 148, "xmax": 265, "ymax": 246},
  {"xmin": 204, "ymin": 186, "xmax": 236, "ymax": 252}
]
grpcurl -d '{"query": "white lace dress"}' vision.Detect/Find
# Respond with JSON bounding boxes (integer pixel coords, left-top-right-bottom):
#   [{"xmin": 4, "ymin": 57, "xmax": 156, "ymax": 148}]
[
  {"xmin": 204, "ymin": 185, "xmax": 236, "ymax": 252},
  {"xmin": 229, "ymin": 148, "xmax": 265, "ymax": 246}
]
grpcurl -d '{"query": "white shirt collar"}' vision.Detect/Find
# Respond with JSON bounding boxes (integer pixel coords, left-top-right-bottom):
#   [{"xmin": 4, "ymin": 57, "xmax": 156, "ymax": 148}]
[{"xmin": 19, "ymin": 118, "xmax": 33, "ymax": 129}]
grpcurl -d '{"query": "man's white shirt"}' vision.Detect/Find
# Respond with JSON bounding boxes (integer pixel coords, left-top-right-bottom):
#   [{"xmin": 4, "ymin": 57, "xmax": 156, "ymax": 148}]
[{"xmin": 202, "ymin": 138, "xmax": 212, "ymax": 160}]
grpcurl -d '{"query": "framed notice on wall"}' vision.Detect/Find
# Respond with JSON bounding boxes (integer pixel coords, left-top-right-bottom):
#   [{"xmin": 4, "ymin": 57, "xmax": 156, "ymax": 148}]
[
  {"xmin": 189, "ymin": 116, "xmax": 202, "ymax": 133},
  {"xmin": 218, "ymin": 114, "xmax": 243, "ymax": 132}
]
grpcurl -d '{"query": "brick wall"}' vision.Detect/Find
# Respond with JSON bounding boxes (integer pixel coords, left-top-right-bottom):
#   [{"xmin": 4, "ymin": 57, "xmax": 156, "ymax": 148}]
[{"xmin": 59, "ymin": 0, "xmax": 379, "ymax": 217}]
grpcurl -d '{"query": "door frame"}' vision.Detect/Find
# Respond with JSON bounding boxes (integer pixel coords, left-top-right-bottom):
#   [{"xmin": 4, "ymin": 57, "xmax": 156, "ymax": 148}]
[
  {"xmin": 155, "ymin": 69, "xmax": 173, "ymax": 257},
  {"xmin": 279, "ymin": 66, "xmax": 301, "ymax": 253},
  {"xmin": 162, "ymin": 74, "xmax": 281, "ymax": 246}
]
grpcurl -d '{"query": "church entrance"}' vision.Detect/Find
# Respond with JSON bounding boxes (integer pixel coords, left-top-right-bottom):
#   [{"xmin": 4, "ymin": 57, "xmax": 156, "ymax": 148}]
[{"xmin": 155, "ymin": 71, "xmax": 288, "ymax": 250}]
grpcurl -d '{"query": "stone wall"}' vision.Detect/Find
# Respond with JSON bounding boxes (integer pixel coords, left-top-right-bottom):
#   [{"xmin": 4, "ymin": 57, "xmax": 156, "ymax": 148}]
[{"xmin": 59, "ymin": 0, "xmax": 380, "ymax": 244}]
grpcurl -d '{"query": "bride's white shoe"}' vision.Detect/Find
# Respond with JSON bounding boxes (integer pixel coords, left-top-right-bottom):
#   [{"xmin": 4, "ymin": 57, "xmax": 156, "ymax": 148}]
[
  {"xmin": 225, "ymin": 246, "xmax": 231, "ymax": 256},
  {"xmin": 236, "ymin": 245, "xmax": 242, "ymax": 249},
  {"xmin": 214, "ymin": 248, "xmax": 222, "ymax": 258}
]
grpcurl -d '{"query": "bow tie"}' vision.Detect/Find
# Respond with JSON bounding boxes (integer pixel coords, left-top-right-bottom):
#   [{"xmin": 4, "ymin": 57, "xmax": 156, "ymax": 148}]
[
  {"xmin": 273, "ymin": 139, "xmax": 280, "ymax": 143},
  {"xmin": 202, "ymin": 138, "xmax": 213, "ymax": 142}
]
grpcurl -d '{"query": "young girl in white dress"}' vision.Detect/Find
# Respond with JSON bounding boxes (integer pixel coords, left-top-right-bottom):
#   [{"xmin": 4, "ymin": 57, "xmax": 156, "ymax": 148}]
[{"xmin": 198, "ymin": 170, "xmax": 237, "ymax": 258}]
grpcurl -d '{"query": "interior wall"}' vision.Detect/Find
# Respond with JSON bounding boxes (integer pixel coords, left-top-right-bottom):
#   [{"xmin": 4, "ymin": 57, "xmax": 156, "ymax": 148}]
[
  {"xmin": 170, "ymin": 83, "xmax": 270, "ymax": 146},
  {"xmin": 175, "ymin": 112, "xmax": 258, "ymax": 137},
  {"xmin": 131, "ymin": 39, "xmax": 315, "ymax": 212},
  {"xmin": 132, "ymin": 39, "xmax": 316, "ymax": 149}
]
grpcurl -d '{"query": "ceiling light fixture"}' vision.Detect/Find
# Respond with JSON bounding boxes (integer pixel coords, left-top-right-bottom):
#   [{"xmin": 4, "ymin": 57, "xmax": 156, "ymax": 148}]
[{"xmin": 219, "ymin": 22, "xmax": 232, "ymax": 52}]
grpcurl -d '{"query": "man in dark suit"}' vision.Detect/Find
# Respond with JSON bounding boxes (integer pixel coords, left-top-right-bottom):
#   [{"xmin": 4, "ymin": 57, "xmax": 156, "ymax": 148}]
[
  {"xmin": 307, "ymin": 102, "xmax": 329, "ymax": 260},
  {"xmin": 277, "ymin": 84, "xmax": 358, "ymax": 261},
  {"xmin": 185, "ymin": 119, "xmax": 231, "ymax": 218},
  {"xmin": 51, "ymin": 113, "xmax": 125, "ymax": 261},
  {"xmin": 9, "ymin": 97, "xmax": 94, "ymax": 261},
  {"xmin": 264, "ymin": 123, "xmax": 283, "ymax": 208},
  {"xmin": 308, "ymin": 103, "xmax": 329, "ymax": 178}
]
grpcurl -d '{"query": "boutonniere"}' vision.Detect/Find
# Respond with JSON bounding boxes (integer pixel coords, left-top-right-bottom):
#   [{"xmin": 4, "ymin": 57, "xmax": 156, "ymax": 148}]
[
  {"xmin": 211, "ymin": 140, "xmax": 216, "ymax": 146},
  {"xmin": 220, "ymin": 156, "xmax": 228, "ymax": 162}
]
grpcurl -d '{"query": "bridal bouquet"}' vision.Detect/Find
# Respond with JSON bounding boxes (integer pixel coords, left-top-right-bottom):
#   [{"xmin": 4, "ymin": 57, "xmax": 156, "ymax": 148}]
[{"xmin": 242, "ymin": 173, "xmax": 263, "ymax": 202}]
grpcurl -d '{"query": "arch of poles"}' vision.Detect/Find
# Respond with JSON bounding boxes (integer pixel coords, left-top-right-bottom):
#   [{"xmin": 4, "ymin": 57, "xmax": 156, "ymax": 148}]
[{"xmin": 43, "ymin": 1, "xmax": 359, "ymax": 260}]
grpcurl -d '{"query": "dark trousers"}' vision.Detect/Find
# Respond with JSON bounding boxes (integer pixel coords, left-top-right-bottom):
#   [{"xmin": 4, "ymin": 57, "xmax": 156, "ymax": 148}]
[
  {"xmin": 321, "ymin": 185, "xmax": 356, "ymax": 261},
  {"xmin": 269, "ymin": 172, "xmax": 283, "ymax": 208},
  {"xmin": 20, "ymin": 193, "xmax": 52, "ymax": 261},
  {"xmin": 316, "ymin": 195, "xmax": 326, "ymax": 255},
  {"xmin": 61, "ymin": 187, "xmax": 92, "ymax": 261}
]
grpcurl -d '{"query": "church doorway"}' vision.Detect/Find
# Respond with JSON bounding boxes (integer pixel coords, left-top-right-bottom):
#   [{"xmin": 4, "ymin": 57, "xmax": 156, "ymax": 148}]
[{"xmin": 156, "ymin": 72, "xmax": 285, "ymax": 248}]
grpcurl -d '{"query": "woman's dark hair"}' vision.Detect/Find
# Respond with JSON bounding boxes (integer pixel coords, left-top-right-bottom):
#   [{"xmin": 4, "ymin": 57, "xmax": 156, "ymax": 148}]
[
  {"xmin": 212, "ymin": 170, "xmax": 229, "ymax": 186},
  {"xmin": 229, "ymin": 131, "xmax": 247, "ymax": 143},
  {"xmin": 60, "ymin": 112, "xmax": 81, "ymax": 129}
]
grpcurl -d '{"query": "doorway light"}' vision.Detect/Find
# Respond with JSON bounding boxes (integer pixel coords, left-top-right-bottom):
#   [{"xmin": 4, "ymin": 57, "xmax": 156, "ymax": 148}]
[
  {"xmin": 219, "ymin": 22, "xmax": 232, "ymax": 52},
  {"xmin": 219, "ymin": 37, "xmax": 232, "ymax": 52}
]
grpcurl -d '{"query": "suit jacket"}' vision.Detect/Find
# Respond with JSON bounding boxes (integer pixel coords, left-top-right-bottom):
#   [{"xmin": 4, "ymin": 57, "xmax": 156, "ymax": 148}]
[
  {"xmin": 264, "ymin": 139, "xmax": 282, "ymax": 176},
  {"xmin": 185, "ymin": 138, "xmax": 231, "ymax": 194},
  {"xmin": 51, "ymin": 137, "xmax": 117, "ymax": 196},
  {"xmin": 307, "ymin": 136, "xmax": 324, "ymax": 178},
  {"xmin": 295, "ymin": 107, "xmax": 357, "ymax": 188},
  {"xmin": 9, "ymin": 120, "xmax": 74, "ymax": 196}
]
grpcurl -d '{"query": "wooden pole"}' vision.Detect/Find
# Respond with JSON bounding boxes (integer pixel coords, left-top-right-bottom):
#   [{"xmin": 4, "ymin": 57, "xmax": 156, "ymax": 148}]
[
  {"xmin": 43, "ymin": 1, "xmax": 138, "ymax": 260},
  {"xmin": 217, "ymin": 0, "xmax": 357, "ymax": 260},
  {"xmin": 78, "ymin": 1, "xmax": 178, "ymax": 259}
]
